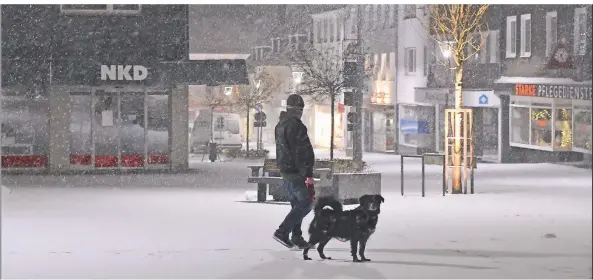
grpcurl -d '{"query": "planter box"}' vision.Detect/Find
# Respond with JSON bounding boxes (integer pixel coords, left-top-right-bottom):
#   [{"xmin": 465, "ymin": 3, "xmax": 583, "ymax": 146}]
[{"xmin": 332, "ymin": 172, "xmax": 381, "ymax": 205}]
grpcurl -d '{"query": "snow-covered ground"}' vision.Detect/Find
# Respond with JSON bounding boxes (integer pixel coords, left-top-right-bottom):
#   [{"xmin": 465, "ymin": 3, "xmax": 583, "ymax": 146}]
[{"xmin": 2, "ymin": 154, "xmax": 592, "ymax": 278}]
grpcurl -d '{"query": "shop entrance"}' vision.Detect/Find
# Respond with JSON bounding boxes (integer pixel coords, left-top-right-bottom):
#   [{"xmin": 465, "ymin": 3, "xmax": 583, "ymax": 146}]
[
  {"xmin": 69, "ymin": 87, "xmax": 170, "ymax": 169},
  {"xmin": 480, "ymin": 107, "xmax": 500, "ymax": 162}
]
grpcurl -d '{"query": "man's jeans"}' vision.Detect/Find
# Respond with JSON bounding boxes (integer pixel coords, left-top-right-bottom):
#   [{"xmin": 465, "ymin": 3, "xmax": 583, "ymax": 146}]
[{"xmin": 278, "ymin": 175, "xmax": 313, "ymax": 237}]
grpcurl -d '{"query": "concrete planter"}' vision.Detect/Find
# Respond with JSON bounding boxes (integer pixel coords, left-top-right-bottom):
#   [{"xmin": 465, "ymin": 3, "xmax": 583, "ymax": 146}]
[{"xmin": 332, "ymin": 172, "xmax": 381, "ymax": 204}]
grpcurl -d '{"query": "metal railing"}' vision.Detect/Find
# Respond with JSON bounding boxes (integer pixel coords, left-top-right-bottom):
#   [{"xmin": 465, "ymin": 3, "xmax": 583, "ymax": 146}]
[{"xmin": 400, "ymin": 153, "xmax": 446, "ymax": 197}]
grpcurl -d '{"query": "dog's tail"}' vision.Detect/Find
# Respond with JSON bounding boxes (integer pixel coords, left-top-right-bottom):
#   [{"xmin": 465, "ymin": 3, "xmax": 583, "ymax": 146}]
[{"xmin": 314, "ymin": 196, "xmax": 343, "ymax": 214}]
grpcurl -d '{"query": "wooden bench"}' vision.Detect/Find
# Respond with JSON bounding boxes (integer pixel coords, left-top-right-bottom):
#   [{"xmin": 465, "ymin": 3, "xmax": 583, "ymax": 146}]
[{"xmin": 247, "ymin": 158, "xmax": 333, "ymax": 202}]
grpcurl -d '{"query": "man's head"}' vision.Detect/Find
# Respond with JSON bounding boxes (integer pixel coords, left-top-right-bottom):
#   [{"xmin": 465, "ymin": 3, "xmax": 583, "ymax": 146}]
[{"xmin": 286, "ymin": 94, "xmax": 305, "ymax": 119}]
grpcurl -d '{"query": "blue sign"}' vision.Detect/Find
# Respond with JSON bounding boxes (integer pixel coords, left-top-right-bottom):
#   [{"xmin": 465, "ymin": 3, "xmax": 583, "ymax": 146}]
[
  {"xmin": 478, "ymin": 94, "xmax": 489, "ymax": 105},
  {"xmin": 256, "ymin": 103, "xmax": 262, "ymax": 112},
  {"xmin": 400, "ymin": 119, "xmax": 430, "ymax": 135}
]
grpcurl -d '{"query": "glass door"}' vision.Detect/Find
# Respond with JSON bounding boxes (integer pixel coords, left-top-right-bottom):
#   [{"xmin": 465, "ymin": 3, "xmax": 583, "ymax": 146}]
[
  {"xmin": 145, "ymin": 91, "xmax": 170, "ymax": 168},
  {"xmin": 120, "ymin": 92, "xmax": 145, "ymax": 168},
  {"xmin": 93, "ymin": 90, "xmax": 119, "ymax": 168},
  {"xmin": 69, "ymin": 87, "xmax": 169, "ymax": 170},
  {"xmin": 69, "ymin": 92, "xmax": 94, "ymax": 168}
]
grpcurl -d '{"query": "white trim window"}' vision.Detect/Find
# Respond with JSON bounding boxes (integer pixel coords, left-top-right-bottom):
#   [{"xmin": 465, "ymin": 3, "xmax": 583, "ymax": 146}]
[
  {"xmin": 574, "ymin": 7, "xmax": 588, "ymax": 56},
  {"xmin": 520, "ymin": 14, "xmax": 531, "ymax": 57},
  {"xmin": 545, "ymin": 11, "xmax": 558, "ymax": 57},
  {"xmin": 506, "ymin": 16, "xmax": 517, "ymax": 58},
  {"xmin": 404, "ymin": 47, "xmax": 417, "ymax": 75},
  {"xmin": 60, "ymin": 4, "xmax": 141, "ymax": 15}
]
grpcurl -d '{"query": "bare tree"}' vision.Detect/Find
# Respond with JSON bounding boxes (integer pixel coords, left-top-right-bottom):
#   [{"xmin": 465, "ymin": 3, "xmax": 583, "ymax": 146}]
[
  {"xmin": 200, "ymin": 86, "xmax": 234, "ymax": 141},
  {"xmin": 291, "ymin": 47, "xmax": 349, "ymax": 160},
  {"xmin": 427, "ymin": 4, "xmax": 489, "ymax": 193},
  {"xmin": 232, "ymin": 68, "xmax": 279, "ymax": 157}
]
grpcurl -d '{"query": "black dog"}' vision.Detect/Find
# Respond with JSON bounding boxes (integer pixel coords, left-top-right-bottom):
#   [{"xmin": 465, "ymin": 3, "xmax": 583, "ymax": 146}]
[{"xmin": 303, "ymin": 194, "xmax": 385, "ymax": 262}]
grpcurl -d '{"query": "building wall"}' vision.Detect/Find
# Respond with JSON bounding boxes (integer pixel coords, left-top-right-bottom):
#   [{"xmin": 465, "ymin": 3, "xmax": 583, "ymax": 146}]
[
  {"xmin": 496, "ymin": 5, "xmax": 592, "ymax": 163},
  {"xmin": 396, "ymin": 5, "xmax": 429, "ymax": 104},
  {"xmin": 499, "ymin": 5, "xmax": 592, "ymax": 80},
  {"xmin": 2, "ymin": 5, "xmax": 189, "ymax": 64}
]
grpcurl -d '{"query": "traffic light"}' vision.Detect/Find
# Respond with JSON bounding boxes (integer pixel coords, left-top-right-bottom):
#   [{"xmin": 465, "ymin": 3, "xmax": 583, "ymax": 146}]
[
  {"xmin": 347, "ymin": 112, "xmax": 356, "ymax": 131},
  {"xmin": 343, "ymin": 91, "xmax": 353, "ymax": 106}
]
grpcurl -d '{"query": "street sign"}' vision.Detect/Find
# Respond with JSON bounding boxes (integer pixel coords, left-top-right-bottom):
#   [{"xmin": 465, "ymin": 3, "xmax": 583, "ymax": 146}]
[
  {"xmin": 254, "ymin": 111, "xmax": 266, "ymax": 122},
  {"xmin": 256, "ymin": 103, "xmax": 263, "ymax": 112},
  {"xmin": 254, "ymin": 121, "xmax": 267, "ymax": 128},
  {"xmin": 478, "ymin": 94, "xmax": 489, "ymax": 105}
]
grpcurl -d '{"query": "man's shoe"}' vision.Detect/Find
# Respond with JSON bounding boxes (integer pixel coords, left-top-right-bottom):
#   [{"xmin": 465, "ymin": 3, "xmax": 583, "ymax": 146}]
[
  {"xmin": 273, "ymin": 230, "xmax": 294, "ymax": 248},
  {"xmin": 291, "ymin": 235, "xmax": 315, "ymax": 250}
]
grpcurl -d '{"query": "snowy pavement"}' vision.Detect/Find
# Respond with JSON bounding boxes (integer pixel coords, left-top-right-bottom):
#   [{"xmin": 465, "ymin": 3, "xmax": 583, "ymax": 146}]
[{"xmin": 2, "ymin": 155, "xmax": 592, "ymax": 278}]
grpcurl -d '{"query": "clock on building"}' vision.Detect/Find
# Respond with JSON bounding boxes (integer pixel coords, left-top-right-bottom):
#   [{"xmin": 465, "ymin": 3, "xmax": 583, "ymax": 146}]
[{"xmin": 547, "ymin": 42, "xmax": 573, "ymax": 69}]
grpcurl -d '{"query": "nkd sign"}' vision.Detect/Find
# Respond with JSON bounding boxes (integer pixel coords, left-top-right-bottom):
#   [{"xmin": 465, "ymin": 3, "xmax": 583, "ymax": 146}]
[
  {"xmin": 101, "ymin": 65, "xmax": 148, "ymax": 81},
  {"xmin": 514, "ymin": 83, "xmax": 592, "ymax": 100}
]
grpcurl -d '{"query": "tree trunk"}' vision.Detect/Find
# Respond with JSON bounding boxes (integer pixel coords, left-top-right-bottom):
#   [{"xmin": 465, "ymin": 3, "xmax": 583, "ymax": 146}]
[
  {"xmin": 246, "ymin": 110, "xmax": 250, "ymax": 158},
  {"xmin": 451, "ymin": 66, "xmax": 464, "ymax": 194},
  {"xmin": 209, "ymin": 108, "xmax": 214, "ymax": 141},
  {"xmin": 330, "ymin": 93, "xmax": 335, "ymax": 160}
]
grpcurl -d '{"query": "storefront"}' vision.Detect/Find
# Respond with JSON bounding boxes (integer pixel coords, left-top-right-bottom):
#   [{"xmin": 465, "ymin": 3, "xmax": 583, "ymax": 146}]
[
  {"xmin": 496, "ymin": 80, "xmax": 592, "ymax": 163},
  {"xmin": 2, "ymin": 59, "xmax": 247, "ymax": 172},
  {"xmin": 397, "ymin": 102, "xmax": 436, "ymax": 155},
  {"xmin": 312, "ymin": 103, "xmax": 345, "ymax": 149},
  {"xmin": 412, "ymin": 87, "xmax": 502, "ymax": 161},
  {"xmin": 364, "ymin": 91, "xmax": 396, "ymax": 153}
]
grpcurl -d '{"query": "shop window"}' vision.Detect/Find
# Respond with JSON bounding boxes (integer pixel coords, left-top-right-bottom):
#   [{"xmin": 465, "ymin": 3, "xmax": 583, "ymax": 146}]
[
  {"xmin": 398, "ymin": 104, "xmax": 434, "ymax": 147},
  {"xmin": 510, "ymin": 98, "xmax": 589, "ymax": 153},
  {"xmin": 510, "ymin": 106, "xmax": 530, "ymax": 144},
  {"xmin": 1, "ymin": 95, "xmax": 49, "ymax": 168},
  {"xmin": 60, "ymin": 4, "xmax": 141, "ymax": 15},
  {"xmin": 554, "ymin": 108, "xmax": 572, "ymax": 148},
  {"xmin": 573, "ymin": 106, "xmax": 592, "ymax": 152},
  {"xmin": 530, "ymin": 108, "xmax": 552, "ymax": 147}
]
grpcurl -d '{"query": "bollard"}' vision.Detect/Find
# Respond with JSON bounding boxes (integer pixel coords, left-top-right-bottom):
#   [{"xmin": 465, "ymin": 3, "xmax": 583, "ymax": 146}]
[
  {"xmin": 400, "ymin": 155, "xmax": 404, "ymax": 196},
  {"xmin": 442, "ymin": 155, "xmax": 446, "ymax": 196},
  {"xmin": 421, "ymin": 156, "xmax": 425, "ymax": 197},
  {"xmin": 208, "ymin": 142, "xmax": 217, "ymax": 162}
]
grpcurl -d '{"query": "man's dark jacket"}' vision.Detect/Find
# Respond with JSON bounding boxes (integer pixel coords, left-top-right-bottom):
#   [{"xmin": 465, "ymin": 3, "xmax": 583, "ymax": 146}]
[{"xmin": 275, "ymin": 111, "xmax": 315, "ymax": 178}]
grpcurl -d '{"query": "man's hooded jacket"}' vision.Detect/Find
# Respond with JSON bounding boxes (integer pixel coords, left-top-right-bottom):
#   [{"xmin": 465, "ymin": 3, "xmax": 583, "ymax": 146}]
[{"xmin": 274, "ymin": 110, "xmax": 315, "ymax": 178}]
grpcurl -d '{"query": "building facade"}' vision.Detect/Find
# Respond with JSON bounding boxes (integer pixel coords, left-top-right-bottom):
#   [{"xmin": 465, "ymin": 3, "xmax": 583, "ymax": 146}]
[
  {"xmin": 419, "ymin": 5, "xmax": 504, "ymax": 162},
  {"xmin": 359, "ymin": 4, "xmax": 398, "ymax": 153},
  {"xmin": 1, "ymin": 5, "xmax": 247, "ymax": 172},
  {"xmin": 494, "ymin": 5, "xmax": 592, "ymax": 163},
  {"xmin": 395, "ymin": 4, "xmax": 431, "ymax": 154}
]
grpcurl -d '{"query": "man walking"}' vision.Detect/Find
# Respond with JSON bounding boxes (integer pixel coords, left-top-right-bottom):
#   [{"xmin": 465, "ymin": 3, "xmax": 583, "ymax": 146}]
[{"xmin": 273, "ymin": 94, "xmax": 315, "ymax": 249}]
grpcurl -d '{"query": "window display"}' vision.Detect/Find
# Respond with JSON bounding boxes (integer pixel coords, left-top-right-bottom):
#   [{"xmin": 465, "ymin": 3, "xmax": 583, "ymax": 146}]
[
  {"xmin": 530, "ymin": 108, "xmax": 552, "ymax": 147},
  {"xmin": 1, "ymin": 96, "xmax": 49, "ymax": 168},
  {"xmin": 553, "ymin": 108, "xmax": 572, "ymax": 148}
]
